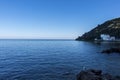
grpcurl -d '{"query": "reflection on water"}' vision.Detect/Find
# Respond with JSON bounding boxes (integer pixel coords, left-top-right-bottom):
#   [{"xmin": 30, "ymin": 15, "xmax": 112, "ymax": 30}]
[{"xmin": 0, "ymin": 40, "xmax": 120, "ymax": 80}]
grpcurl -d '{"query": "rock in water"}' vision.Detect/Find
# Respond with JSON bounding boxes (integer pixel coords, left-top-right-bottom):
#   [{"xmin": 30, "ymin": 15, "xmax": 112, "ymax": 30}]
[
  {"xmin": 101, "ymin": 48, "xmax": 120, "ymax": 54},
  {"xmin": 77, "ymin": 69, "xmax": 102, "ymax": 80},
  {"xmin": 77, "ymin": 69, "xmax": 120, "ymax": 80}
]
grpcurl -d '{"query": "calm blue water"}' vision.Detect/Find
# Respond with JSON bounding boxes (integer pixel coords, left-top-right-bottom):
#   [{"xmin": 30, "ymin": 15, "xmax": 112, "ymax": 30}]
[{"xmin": 0, "ymin": 39, "xmax": 120, "ymax": 80}]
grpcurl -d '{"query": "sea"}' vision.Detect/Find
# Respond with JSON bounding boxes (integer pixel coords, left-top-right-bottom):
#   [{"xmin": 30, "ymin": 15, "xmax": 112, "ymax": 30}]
[{"xmin": 0, "ymin": 39, "xmax": 120, "ymax": 80}]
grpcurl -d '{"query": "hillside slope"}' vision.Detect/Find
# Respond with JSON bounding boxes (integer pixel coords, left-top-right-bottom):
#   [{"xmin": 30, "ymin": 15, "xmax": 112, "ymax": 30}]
[{"xmin": 76, "ymin": 18, "xmax": 120, "ymax": 41}]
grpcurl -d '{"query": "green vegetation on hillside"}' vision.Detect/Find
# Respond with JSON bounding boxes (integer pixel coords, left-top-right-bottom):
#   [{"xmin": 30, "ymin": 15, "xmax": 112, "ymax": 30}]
[{"xmin": 76, "ymin": 18, "xmax": 120, "ymax": 41}]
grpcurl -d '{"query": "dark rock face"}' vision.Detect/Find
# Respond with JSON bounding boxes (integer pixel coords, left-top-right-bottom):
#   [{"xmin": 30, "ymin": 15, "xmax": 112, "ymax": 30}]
[
  {"xmin": 101, "ymin": 48, "xmax": 120, "ymax": 54},
  {"xmin": 77, "ymin": 69, "xmax": 102, "ymax": 80},
  {"xmin": 77, "ymin": 69, "xmax": 120, "ymax": 80}
]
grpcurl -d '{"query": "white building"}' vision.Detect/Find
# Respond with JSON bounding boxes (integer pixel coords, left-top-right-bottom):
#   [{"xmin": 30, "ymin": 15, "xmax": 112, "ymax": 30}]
[
  {"xmin": 110, "ymin": 37, "xmax": 115, "ymax": 40},
  {"xmin": 101, "ymin": 34, "xmax": 110, "ymax": 40},
  {"xmin": 100, "ymin": 34, "xmax": 115, "ymax": 41}
]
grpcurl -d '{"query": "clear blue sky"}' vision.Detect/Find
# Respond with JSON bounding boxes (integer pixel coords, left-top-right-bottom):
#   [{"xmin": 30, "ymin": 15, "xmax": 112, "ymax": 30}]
[{"xmin": 0, "ymin": 0, "xmax": 120, "ymax": 39}]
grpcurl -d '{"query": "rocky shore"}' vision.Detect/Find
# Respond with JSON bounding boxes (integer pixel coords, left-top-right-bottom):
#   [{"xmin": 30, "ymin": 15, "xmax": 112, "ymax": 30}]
[
  {"xmin": 101, "ymin": 48, "xmax": 120, "ymax": 54},
  {"xmin": 77, "ymin": 69, "xmax": 120, "ymax": 80}
]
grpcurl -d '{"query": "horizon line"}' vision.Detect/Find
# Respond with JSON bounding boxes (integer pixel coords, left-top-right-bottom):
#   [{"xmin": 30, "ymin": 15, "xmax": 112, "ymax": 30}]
[{"xmin": 0, "ymin": 38, "xmax": 74, "ymax": 40}]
